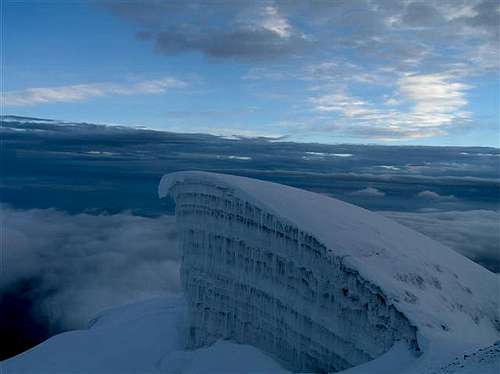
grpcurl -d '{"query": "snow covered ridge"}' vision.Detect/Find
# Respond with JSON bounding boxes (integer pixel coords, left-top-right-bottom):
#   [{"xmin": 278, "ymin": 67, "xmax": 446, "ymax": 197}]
[{"xmin": 159, "ymin": 171, "xmax": 500, "ymax": 372}]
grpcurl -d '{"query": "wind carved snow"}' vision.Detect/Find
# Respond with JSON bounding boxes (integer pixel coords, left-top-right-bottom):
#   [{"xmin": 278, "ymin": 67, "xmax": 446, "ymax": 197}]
[{"xmin": 159, "ymin": 171, "xmax": 500, "ymax": 373}]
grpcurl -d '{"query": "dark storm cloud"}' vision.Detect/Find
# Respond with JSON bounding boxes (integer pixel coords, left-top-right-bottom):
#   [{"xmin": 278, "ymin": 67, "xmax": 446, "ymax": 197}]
[
  {"xmin": 1, "ymin": 206, "xmax": 180, "ymax": 332},
  {"xmin": 382, "ymin": 210, "xmax": 500, "ymax": 272},
  {"xmin": 101, "ymin": 0, "xmax": 310, "ymax": 61},
  {"xmin": 154, "ymin": 28, "xmax": 307, "ymax": 60},
  {"xmin": 100, "ymin": 0, "xmax": 499, "ymax": 68}
]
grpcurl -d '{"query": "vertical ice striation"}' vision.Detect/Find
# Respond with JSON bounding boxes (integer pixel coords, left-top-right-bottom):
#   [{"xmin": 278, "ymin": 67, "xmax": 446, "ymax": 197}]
[{"xmin": 159, "ymin": 171, "xmax": 500, "ymax": 373}]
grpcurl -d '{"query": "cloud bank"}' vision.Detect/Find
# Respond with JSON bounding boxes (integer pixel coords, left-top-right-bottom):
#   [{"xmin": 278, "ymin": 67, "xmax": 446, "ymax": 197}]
[
  {"xmin": 310, "ymin": 72, "xmax": 472, "ymax": 140},
  {"xmin": 351, "ymin": 187, "xmax": 386, "ymax": 197},
  {"xmin": 1, "ymin": 201, "xmax": 498, "ymax": 358},
  {"xmin": 3, "ymin": 205, "xmax": 498, "ymax": 329},
  {"xmin": 417, "ymin": 190, "xmax": 457, "ymax": 200},
  {"xmin": 1, "ymin": 206, "xmax": 180, "ymax": 335},
  {"xmin": 382, "ymin": 209, "xmax": 500, "ymax": 272}
]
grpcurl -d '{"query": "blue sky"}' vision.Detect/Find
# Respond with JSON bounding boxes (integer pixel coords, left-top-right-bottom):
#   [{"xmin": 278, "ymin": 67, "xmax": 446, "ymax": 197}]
[{"xmin": 3, "ymin": 0, "xmax": 499, "ymax": 146}]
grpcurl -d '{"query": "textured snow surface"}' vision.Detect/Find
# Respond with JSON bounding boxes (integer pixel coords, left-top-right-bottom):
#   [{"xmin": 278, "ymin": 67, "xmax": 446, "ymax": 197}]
[
  {"xmin": 429, "ymin": 340, "xmax": 500, "ymax": 374},
  {"xmin": 159, "ymin": 171, "xmax": 500, "ymax": 371},
  {"xmin": 338, "ymin": 340, "xmax": 500, "ymax": 374}
]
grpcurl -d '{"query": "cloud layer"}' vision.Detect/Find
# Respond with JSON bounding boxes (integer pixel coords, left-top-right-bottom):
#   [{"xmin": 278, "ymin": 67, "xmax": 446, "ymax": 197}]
[
  {"xmin": 2, "ymin": 205, "xmax": 498, "ymax": 338},
  {"xmin": 103, "ymin": 0, "xmax": 499, "ymax": 66},
  {"xmin": 3, "ymin": 77, "xmax": 185, "ymax": 106},
  {"xmin": 310, "ymin": 71, "xmax": 472, "ymax": 140},
  {"xmin": 4, "ymin": 1, "xmax": 498, "ymax": 142},
  {"xmin": 351, "ymin": 187, "xmax": 386, "ymax": 197},
  {"xmin": 2, "ymin": 116, "xmax": 498, "ymax": 216},
  {"xmin": 101, "ymin": 0, "xmax": 497, "ymax": 141},
  {"xmin": 1, "ymin": 204, "xmax": 498, "ymax": 358},
  {"xmin": 103, "ymin": 2, "xmax": 309, "ymax": 60},
  {"xmin": 1, "ymin": 206, "xmax": 180, "ymax": 334},
  {"xmin": 382, "ymin": 210, "xmax": 500, "ymax": 272},
  {"xmin": 417, "ymin": 190, "xmax": 456, "ymax": 200}
]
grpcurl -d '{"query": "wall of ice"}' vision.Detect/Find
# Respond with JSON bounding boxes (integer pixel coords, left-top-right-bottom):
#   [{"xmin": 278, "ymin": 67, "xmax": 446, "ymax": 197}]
[{"xmin": 166, "ymin": 178, "xmax": 418, "ymax": 372}]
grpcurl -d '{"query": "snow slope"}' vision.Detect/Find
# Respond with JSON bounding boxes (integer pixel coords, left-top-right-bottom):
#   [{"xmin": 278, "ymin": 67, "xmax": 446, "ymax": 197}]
[
  {"xmin": 1, "ymin": 296, "xmax": 186, "ymax": 374},
  {"xmin": 429, "ymin": 341, "xmax": 500, "ymax": 374},
  {"xmin": 159, "ymin": 171, "xmax": 500, "ymax": 371},
  {"xmin": 2, "ymin": 295, "xmax": 497, "ymax": 373},
  {"xmin": 340, "ymin": 340, "xmax": 500, "ymax": 374},
  {"xmin": 1, "ymin": 296, "xmax": 288, "ymax": 374}
]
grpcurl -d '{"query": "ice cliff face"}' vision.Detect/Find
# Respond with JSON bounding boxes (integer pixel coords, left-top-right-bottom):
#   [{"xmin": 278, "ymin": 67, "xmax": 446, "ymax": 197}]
[{"xmin": 159, "ymin": 171, "xmax": 500, "ymax": 373}]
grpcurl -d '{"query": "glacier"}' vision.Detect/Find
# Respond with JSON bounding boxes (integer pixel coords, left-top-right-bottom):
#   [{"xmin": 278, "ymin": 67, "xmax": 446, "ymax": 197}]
[
  {"xmin": 159, "ymin": 171, "xmax": 500, "ymax": 373},
  {"xmin": 3, "ymin": 170, "xmax": 499, "ymax": 373}
]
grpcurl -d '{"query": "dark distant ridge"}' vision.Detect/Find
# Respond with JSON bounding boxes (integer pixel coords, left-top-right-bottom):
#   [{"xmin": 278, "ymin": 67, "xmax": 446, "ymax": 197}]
[
  {"xmin": 2, "ymin": 115, "xmax": 500, "ymax": 151},
  {"xmin": 1, "ymin": 115, "xmax": 57, "ymax": 121}
]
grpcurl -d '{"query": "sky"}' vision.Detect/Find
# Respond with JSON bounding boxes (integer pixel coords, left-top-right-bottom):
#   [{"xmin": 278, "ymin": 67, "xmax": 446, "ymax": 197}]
[{"xmin": 2, "ymin": 0, "xmax": 499, "ymax": 146}]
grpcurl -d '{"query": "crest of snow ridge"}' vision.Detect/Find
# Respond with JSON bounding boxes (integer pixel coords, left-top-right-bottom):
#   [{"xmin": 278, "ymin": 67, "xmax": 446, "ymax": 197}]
[{"xmin": 159, "ymin": 171, "xmax": 499, "ymax": 370}]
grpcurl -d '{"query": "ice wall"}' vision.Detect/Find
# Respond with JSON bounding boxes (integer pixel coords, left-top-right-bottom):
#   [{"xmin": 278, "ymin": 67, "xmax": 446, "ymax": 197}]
[
  {"xmin": 164, "ymin": 179, "xmax": 416, "ymax": 372},
  {"xmin": 160, "ymin": 171, "xmax": 499, "ymax": 373}
]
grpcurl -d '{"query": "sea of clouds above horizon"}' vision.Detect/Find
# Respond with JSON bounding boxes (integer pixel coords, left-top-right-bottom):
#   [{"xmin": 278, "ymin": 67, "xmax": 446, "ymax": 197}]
[{"xmin": 0, "ymin": 117, "xmax": 499, "ymax": 358}]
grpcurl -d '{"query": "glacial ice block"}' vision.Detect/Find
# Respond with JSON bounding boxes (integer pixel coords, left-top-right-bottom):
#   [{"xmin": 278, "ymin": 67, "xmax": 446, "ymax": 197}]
[{"xmin": 159, "ymin": 171, "xmax": 499, "ymax": 372}]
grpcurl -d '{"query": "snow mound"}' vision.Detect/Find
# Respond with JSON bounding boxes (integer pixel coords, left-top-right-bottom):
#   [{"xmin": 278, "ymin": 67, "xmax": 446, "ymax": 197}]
[
  {"xmin": 159, "ymin": 171, "xmax": 500, "ymax": 372},
  {"xmin": 1, "ymin": 296, "xmax": 186, "ymax": 374},
  {"xmin": 1, "ymin": 296, "xmax": 288, "ymax": 374}
]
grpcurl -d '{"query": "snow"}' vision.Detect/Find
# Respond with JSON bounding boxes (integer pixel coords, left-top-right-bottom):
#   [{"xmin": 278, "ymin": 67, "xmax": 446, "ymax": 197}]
[
  {"xmin": 1, "ymin": 296, "xmax": 186, "ymax": 373},
  {"xmin": 1, "ymin": 296, "xmax": 289, "ymax": 374},
  {"xmin": 338, "ymin": 341, "xmax": 500, "ymax": 374},
  {"xmin": 3, "ymin": 171, "xmax": 498, "ymax": 373},
  {"xmin": 3, "ymin": 295, "xmax": 497, "ymax": 373},
  {"xmin": 159, "ymin": 171, "xmax": 500, "ymax": 371},
  {"xmin": 158, "ymin": 341, "xmax": 288, "ymax": 373},
  {"xmin": 428, "ymin": 341, "xmax": 500, "ymax": 374}
]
